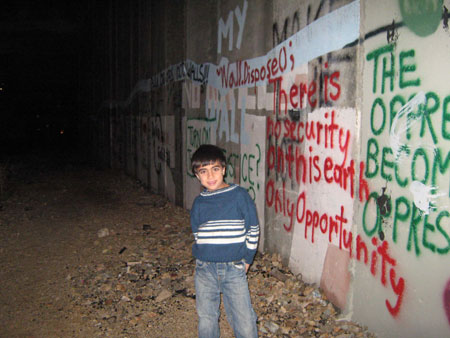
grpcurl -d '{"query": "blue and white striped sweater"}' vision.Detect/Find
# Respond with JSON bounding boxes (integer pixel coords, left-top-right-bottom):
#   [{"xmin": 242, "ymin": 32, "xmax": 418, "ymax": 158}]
[{"xmin": 190, "ymin": 184, "xmax": 260, "ymax": 264}]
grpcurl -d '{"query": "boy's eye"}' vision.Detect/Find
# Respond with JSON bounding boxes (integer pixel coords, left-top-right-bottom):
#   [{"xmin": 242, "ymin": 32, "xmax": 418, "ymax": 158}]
[{"xmin": 213, "ymin": 167, "xmax": 221, "ymax": 171}]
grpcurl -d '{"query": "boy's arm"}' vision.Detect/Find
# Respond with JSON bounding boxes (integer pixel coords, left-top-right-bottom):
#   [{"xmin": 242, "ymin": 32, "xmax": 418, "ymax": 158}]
[
  {"xmin": 242, "ymin": 191, "xmax": 260, "ymax": 265},
  {"xmin": 190, "ymin": 200, "xmax": 199, "ymax": 241}
]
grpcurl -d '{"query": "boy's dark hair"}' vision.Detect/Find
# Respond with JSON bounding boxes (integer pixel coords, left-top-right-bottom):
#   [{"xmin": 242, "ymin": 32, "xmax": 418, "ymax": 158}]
[{"xmin": 191, "ymin": 144, "xmax": 226, "ymax": 175}]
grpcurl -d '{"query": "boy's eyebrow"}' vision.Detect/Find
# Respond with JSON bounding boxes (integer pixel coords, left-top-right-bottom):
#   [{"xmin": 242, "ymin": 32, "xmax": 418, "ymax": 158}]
[{"xmin": 197, "ymin": 163, "xmax": 222, "ymax": 171}]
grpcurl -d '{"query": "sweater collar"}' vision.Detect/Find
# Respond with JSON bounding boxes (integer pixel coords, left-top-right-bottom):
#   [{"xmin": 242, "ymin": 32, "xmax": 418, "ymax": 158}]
[{"xmin": 200, "ymin": 183, "xmax": 238, "ymax": 197}]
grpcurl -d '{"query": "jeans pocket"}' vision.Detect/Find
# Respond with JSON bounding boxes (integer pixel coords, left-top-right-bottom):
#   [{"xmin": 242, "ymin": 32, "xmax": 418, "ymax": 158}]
[
  {"xmin": 196, "ymin": 259, "xmax": 207, "ymax": 269},
  {"xmin": 231, "ymin": 260, "xmax": 245, "ymax": 270}
]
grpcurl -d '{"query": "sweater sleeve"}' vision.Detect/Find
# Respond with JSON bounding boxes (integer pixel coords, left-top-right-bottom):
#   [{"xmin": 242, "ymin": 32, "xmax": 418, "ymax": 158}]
[
  {"xmin": 190, "ymin": 198, "xmax": 199, "ymax": 242},
  {"xmin": 241, "ymin": 190, "xmax": 260, "ymax": 264}
]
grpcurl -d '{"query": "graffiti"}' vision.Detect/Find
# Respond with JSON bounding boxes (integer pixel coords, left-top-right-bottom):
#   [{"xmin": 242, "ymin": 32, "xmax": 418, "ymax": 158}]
[
  {"xmin": 150, "ymin": 115, "xmax": 164, "ymax": 174},
  {"xmin": 151, "ymin": 60, "xmax": 210, "ymax": 89},
  {"xmin": 389, "ymin": 91, "xmax": 425, "ymax": 162},
  {"xmin": 102, "ymin": 0, "xmax": 360, "ymax": 118},
  {"xmin": 216, "ymin": 43, "xmax": 295, "ymax": 90},
  {"xmin": 444, "ymin": 279, "xmax": 450, "ymax": 326},
  {"xmin": 217, "ymin": 0, "xmax": 248, "ymax": 54},
  {"xmin": 103, "ymin": 0, "xmax": 359, "ymax": 114},
  {"xmin": 265, "ymin": 180, "xmax": 295, "ymax": 232},
  {"xmin": 264, "ymin": 58, "xmax": 360, "ymax": 237},
  {"xmin": 272, "ymin": 0, "xmax": 340, "ymax": 47},
  {"xmin": 270, "ymin": 183, "xmax": 405, "ymax": 317},
  {"xmin": 363, "ymin": 191, "xmax": 450, "ymax": 256},
  {"xmin": 387, "ymin": 20, "xmax": 400, "ymax": 44},
  {"xmin": 185, "ymin": 118, "xmax": 218, "ymax": 210},
  {"xmin": 150, "ymin": 115, "xmax": 175, "ymax": 178},
  {"xmin": 183, "ymin": 81, "xmax": 201, "ymax": 109},
  {"xmin": 364, "ymin": 44, "xmax": 450, "ymax": 257},
  {"xmin": 185, "ymin": 60, "xmax": 210, "ymax": 84},
  {"xmin": 264, "ymin": 106, "xmax": 363, "ymax": 233},
  {"xmin": 273, "ymin": 11, "xmax": 300, "ymax": 47},
  {"xmin": 145, "ymin": 1, "xmax": 358, "ymax": 94},
  {"xmin": 399, "ymin": 0, "xmax": 443, "ymax": 37},
  {"xmin": 271, "ymin": 0, "xmax": 356, "ymax": 47},
  {"xmin": 366, "ymin": 126, "xmax": 450, "ymax": 189},
  {"xmin": 364, "ymin": 137, "xmax": 450, "ymax": 189},
  {"xmin": 186, "ymin": 118, "xmax": 214, "ymax": 177},
  {"xmin": 205, "ymin": 85, "xmax": 252, "ymax": 144},
  {"xmin": 270, "ymin": 64, "xmax": 341, "ymax": 113},
  {"xmin": 211, "ymin": 1, "xmax": 360, "ymax": 90},
  {"xmin": 267, "ymin": 109, "xmax": 350, "ymax": 149},
  {"xmin": 265, "ymin": 154, "xmax": 369, "ymax": 233},
  {"xmin": 377, "ymin": 187, "xmax": 392, "ymax": 217},
  {"xmin": 268, "ymin": 0, "xmax": 346, "ymax": 44},
  {"xmin": 268, "ymin": 108, "xmax": 340, "ymax": 147},
  {"xmin": 223, "ymin": 149, "xmax": 240, "ymax": 181},
  {"xmin": 187, "ymin": 122, "xmax": 212, "ymax": 149},
  {"xmin": 366, "ymin": 45, "xmax": 421, "ymax": 95},
  {"xmin": 266, "ymin": 109, "xmax": 355, "ymax": 187},
  {"xmin": 241, "ymin": 144, "xmax": 262, "ymax": 200}
]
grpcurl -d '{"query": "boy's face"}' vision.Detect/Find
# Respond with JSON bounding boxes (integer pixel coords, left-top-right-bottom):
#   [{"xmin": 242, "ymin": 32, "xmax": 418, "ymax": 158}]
[{"xmin": 195, "ymin": 160, "xmax": 228, "ymax": 192}]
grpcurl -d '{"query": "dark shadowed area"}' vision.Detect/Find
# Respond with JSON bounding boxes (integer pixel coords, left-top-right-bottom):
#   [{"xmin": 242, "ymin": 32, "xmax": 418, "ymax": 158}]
[{"xmin": 0, "ymin": 1, "xmax": 91, "ymax": 160}]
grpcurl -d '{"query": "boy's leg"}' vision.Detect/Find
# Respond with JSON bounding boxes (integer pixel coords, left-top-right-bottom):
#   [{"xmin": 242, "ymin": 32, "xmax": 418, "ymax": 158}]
[
  {"xmin": 195, "ymin": 260, "xmax": 221, "ymax": 338},
  {"xmin": 221, "ymin": 260, "xmax": 258, "ymax": 338}
]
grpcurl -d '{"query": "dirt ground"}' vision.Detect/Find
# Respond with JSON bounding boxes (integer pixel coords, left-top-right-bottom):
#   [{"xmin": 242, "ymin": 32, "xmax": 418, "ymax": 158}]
[{"xmin": 0, "ymin": 155, "xmax": 376, "ymax": 338}]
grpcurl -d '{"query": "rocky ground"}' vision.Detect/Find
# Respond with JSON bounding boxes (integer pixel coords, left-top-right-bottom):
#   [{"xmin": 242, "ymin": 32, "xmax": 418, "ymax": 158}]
[{"xmin": 0, "ymin": 155, "xmax": 377, "ymax": 337}]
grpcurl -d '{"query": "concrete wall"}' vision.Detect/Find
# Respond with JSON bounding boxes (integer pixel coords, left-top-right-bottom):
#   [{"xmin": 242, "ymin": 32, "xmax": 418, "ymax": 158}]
[
  {"xmin": 88, "ymin": 1, "xmax": 450, "ymax": 336},
  {"xmin": 354, "ymin": 1, "xmax": 450, "ymax": 336}
]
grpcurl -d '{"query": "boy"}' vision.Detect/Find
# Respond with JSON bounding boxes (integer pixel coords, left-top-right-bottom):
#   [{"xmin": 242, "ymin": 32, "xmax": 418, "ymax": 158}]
[{"xmin": 190, "ymin": 144, "xmax": 259, "ymax": 338}]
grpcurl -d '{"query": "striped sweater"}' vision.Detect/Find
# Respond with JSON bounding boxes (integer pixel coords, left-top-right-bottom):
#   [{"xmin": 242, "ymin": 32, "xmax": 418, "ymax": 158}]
[{"xmin": 190, "ymin": 184, "xmax": 260, "ymax": 264}]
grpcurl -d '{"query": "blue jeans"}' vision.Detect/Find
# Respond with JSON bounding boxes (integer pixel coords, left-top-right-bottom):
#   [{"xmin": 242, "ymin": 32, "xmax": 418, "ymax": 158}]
[{"xmin": 195, "ymin": 259, "xmax": 258, "ymax": 338}]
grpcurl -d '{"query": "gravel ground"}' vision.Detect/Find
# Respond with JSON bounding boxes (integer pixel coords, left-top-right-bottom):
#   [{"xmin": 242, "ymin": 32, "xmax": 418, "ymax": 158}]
[{"xmin": 0, "ymin": 156, "xmax": 376, "ymax": 337}]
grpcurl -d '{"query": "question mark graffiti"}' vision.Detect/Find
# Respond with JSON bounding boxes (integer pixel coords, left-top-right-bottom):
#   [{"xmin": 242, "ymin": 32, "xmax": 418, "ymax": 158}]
[
  {"xmin": 241, "ymin": 144, "xmax": 261, "ymax": 189},
  {"xmin": 240, "ymin": 144, "xmax": 262, "ymax": 201},
  {"xmin": 256, "ymin": 143, "xmax": 261, "ymax": 190}
]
